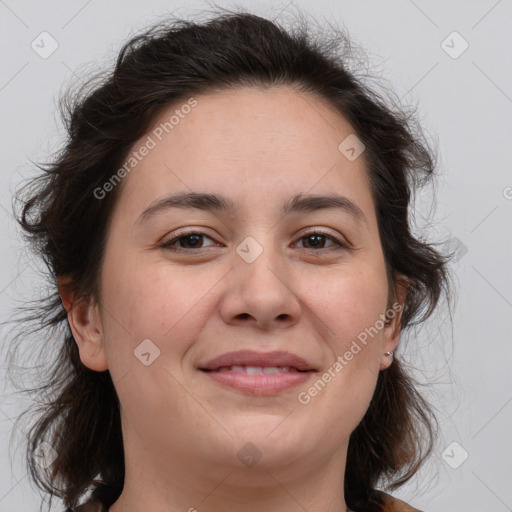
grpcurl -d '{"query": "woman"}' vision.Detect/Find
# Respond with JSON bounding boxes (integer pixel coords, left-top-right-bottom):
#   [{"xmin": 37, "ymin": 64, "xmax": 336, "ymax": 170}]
[{"xmin": 8, "ymin": 8, "xmax": 452, "ymax": 512}]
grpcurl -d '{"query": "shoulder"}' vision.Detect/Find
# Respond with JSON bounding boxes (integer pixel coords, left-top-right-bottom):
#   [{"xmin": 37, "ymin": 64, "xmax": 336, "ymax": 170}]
[{"xmin": 377, "ymin": 491, "xmax": 424, "ymax": 512}]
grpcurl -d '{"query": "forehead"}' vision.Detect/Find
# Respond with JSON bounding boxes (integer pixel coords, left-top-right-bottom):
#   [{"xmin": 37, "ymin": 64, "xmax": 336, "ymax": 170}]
[
  {"xmin": 148, "ymin": 86, "xmax": 358, "ymax": 168},
  {"xmin": 113, "ymin": 86, "xmax": 374, "ymax": 221}
]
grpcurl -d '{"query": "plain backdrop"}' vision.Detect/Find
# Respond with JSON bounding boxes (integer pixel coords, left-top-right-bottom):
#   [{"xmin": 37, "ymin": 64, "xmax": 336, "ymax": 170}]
[{"xmin": 0, "ymin": 1, "xmax": 511, "ymax": 511}]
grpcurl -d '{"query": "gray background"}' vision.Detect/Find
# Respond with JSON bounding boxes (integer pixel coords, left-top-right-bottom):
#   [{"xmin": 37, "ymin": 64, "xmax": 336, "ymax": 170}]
[{"xmin": 0, "ymin": 0, "xmax": 511, "ymax": 511}]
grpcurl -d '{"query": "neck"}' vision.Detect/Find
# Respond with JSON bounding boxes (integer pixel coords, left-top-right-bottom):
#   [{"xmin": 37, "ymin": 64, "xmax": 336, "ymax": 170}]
[{"xmin": 109, "ymin": 431, "xmax": 350, "ymax": 512}]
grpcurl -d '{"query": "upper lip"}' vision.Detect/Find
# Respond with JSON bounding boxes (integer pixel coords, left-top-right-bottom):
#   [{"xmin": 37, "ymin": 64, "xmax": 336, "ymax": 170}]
[{"xmin": 198, "ymin": 350, "xmax": 316, "ymax": 371}]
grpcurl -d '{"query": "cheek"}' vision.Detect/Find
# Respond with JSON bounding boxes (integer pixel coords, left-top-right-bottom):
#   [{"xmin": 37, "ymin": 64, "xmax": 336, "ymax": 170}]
[
  {"xmin": 99, "ymin": 263, "xmax": 215, "ymax": 423},
  {"xmin": 299, "ymin": 272, "xmax": 386, "ymax": 433},
  {"xmin": 100, "ymin": 257, "xmax": 224, "ymax": 360},
  {"xmin": 303, "ymin": 266, "xmax": 388, "ymax": 348}
]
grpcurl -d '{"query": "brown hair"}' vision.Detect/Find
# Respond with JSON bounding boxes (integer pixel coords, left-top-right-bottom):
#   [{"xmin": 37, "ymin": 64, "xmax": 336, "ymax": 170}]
[{"xmin": 6, "ymin": 7, "xmax": 453, "ymax": 512}]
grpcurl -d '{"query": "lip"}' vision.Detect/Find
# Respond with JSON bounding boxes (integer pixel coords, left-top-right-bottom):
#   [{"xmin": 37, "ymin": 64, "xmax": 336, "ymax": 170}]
[
  {"xmin": 198, "ymin": 350, "xmax": 317, "ymax": 396},
  {"xmin": 198, "ymin": 350, "xmax": 316, "ymax": 372},
  {"xmin": 201, "ymin": 369, "xmax": 314, "ymax": 395}
]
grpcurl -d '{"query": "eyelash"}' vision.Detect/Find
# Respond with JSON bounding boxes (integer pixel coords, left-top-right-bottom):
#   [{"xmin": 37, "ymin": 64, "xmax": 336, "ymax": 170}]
[{"xmin": 159, "ymin": 229, "xmax": 350, "ymax": 253}]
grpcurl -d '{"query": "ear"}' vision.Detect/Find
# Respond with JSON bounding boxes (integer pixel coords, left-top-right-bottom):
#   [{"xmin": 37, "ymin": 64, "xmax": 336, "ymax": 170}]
[
  {"xmin": 380, "ymin": 276, "xmax": 408, "ymax": 371},
  {"xmin": 57, "ymin": 276, "xmax": 109, "ymax": 372}
]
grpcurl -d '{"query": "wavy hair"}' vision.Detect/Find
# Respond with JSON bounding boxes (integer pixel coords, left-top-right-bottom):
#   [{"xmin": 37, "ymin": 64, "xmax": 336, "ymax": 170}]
[{"xmin": 5, "ymin": 7, "xmax": 453, "ymax": 512}]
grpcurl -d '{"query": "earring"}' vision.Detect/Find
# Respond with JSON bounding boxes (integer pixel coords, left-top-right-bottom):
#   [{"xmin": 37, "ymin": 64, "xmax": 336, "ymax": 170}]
[{"xmin": 384, "ymin": 351, "xmax": 394, "ymax": 357}]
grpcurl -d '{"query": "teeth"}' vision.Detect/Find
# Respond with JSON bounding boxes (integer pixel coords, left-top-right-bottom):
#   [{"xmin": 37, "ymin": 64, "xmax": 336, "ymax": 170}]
[
  {"xmin": 216, "ymin": 366, "xmax": 291, "ymax": 374},
  {"xmin": 246, "ymin": 366, "xmax": 263, "ymax": 375}
]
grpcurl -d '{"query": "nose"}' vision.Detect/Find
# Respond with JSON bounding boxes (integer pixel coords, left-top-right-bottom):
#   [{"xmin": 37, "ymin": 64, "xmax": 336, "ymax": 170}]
[{"xmin": 219, "ymin": 243, "xmax": 301, "ymax": 331}]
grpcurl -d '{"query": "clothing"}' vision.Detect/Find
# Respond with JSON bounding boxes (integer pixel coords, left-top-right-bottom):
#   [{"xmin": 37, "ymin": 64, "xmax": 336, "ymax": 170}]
[{"xmin": 65, "ymin": 490, "xmax": 424, "ymax": 512}]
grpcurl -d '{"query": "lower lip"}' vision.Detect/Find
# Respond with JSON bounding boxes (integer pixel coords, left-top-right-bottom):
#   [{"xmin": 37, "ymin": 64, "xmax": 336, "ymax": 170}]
[{"xmin": 200, "ymin": 369, "xmax": 315, "ymax": 396}]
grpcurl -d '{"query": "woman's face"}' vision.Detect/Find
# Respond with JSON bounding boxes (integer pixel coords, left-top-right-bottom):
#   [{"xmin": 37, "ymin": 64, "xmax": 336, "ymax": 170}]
[{"xmin": 69, "ymin": 86, "xmax": 403, "ymax": 486}]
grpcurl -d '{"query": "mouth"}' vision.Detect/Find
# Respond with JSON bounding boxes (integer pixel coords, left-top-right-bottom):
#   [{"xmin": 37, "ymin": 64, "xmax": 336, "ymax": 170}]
[
  {"xmin": 197, "ymin": 351, "xmax": 317, "ymax": 396},
  {"xmin": 198, "ymin": 349, "xmax": 316, "ymax": 372},
  {"xmin": 199, "ymin": 367, "xmax": 315, "ymax": 395},
  {"xmin": 201, "ymin": 365, "xmax": 312, "ymax": 374}
]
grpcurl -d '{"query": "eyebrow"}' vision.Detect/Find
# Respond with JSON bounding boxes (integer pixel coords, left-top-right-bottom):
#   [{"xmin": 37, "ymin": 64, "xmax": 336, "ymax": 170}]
[{"xmin": 137, "ymin": 191, "xmax": 367, "ymax": 225}]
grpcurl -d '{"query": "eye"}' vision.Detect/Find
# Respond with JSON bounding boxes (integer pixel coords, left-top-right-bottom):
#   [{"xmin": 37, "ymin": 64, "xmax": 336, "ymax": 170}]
[
  {"xmin": 293, "ymin": 230, "xmax": 348, "ymax": 251},
  {"xmin": 160, "ymin": 231, "xmax": 219, "ymax": 251},
  {"xmin": 159, "ymin": 228, "xmax": 349, "ymax": 253}
]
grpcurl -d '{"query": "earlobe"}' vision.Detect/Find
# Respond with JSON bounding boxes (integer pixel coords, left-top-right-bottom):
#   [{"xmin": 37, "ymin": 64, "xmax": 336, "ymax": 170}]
[
  {"xmin": 57, "ymin": 276, "xmax": 109, "ymax": 372},
  {"xmin": 380, "ymin": 277, "xmax": 408, "ymax": 370}
]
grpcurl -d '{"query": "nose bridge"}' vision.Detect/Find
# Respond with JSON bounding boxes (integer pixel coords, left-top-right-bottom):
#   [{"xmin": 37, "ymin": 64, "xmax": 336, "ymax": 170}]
[
  {"xmin": 219, "ymin": 231, "xmax": 301, "ymax": 329},
  {"xmin": 235, "ymin": 231, "xmax": 289, "ymax": 295}
]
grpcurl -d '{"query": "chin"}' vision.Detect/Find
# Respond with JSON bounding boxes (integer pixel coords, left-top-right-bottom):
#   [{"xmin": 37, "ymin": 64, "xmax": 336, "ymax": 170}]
[{"xmin": 227, "ymin": 422, "xmax": 310, "ymax": 465}]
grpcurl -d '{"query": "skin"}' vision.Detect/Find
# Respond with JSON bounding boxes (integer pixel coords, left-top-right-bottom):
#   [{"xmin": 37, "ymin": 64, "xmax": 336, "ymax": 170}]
[{"xmin": 59, "ymin": 86, "xmax": 407, "ymax": 512}]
